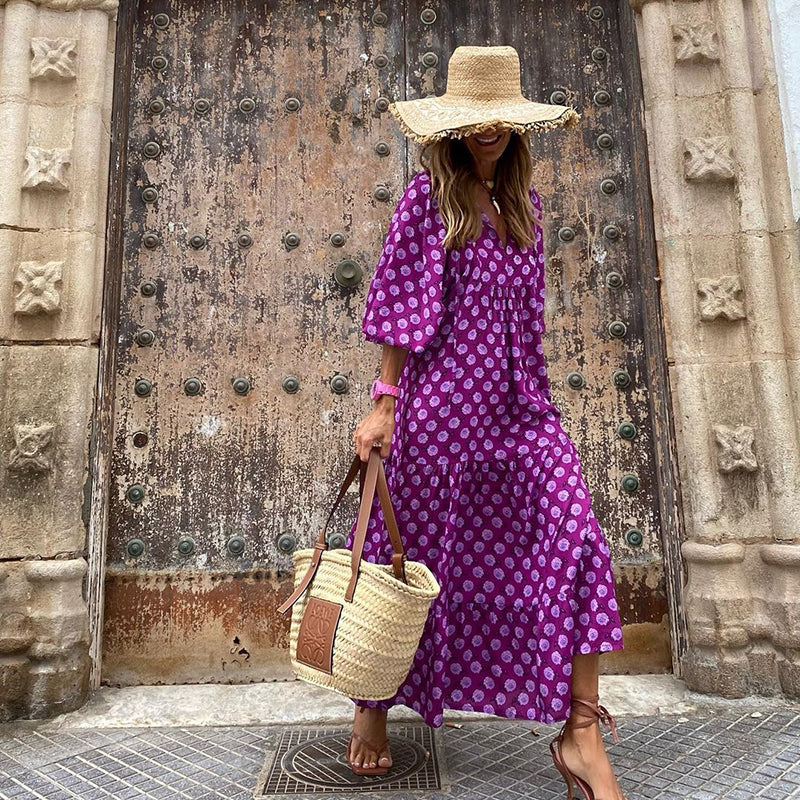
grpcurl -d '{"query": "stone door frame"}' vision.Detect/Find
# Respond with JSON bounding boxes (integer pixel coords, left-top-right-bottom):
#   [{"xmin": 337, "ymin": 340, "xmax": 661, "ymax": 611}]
[{"xmin": 630, "ymin": 0, "xmax": 800, "ymax": 698}]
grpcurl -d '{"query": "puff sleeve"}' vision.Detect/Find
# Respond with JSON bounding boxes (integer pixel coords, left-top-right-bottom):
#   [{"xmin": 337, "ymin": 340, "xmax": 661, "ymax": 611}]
[{"xmin": 361, "ymin": 170, "xmax": 448, "ymax": 355}]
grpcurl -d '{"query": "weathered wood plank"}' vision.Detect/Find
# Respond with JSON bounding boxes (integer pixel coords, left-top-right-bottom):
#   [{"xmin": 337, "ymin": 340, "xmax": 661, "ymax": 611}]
[
  {"xmin": 103, "ymin": 0, "xmax": 407, "ymax": 684},
  {"xmin": 405, "ymin": 0, "xmax": 674, "ymax": 672},
  {"xmin": 101, "ymin": 0, "xmax": 677, "ymax": 684}
]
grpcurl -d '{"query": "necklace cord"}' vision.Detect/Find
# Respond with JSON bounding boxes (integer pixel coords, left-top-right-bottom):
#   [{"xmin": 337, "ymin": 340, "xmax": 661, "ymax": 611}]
[{"xmin": 476, "ymin": 164, "xmax": 502, "ymax": 215}]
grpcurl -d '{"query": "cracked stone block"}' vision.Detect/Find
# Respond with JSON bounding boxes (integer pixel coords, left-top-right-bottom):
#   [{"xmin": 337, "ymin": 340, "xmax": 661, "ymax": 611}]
[
  {"xmin": 0, "ymin": 563, "xmax": 34, "ymax": 722},
  {"xmin": 0, "ymin": 559, "xmax": 90, "ymax": 721},
  {"xmin": 777, "ymin": 650, "xmax": 800, "ymax": 698},
  {"xmin": 0, "ymin": 656, "xmax": 31, "ymax": 722},
  {"xmin": 0, "ymin": 345, "xmax": 97, "ymax": 559},
  {"xmin": 759, "ymin": 546, "xmax": 800, "ymax": 650},
  {"xmin": 682, "ymin": 542, "xmax": 751, "ymax": 648},
  {"xmin": 746, "ymin": 644, "xmax": 782, "ymax": 694},
  {"xmin": 683, "ymin": 645, "xmax": 751, "ymax": 697}
]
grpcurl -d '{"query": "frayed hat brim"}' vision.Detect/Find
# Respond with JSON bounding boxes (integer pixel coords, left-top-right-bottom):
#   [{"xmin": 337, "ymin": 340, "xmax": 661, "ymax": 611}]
[{"xmin": 388, "ymin": 98, "xmax": 580, "ymax": 143}]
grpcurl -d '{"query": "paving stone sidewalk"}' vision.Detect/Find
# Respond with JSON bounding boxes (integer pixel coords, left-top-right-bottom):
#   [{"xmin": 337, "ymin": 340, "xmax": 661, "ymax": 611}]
[{"xmin": 1, "ymin": 707, "xmax": 799, "ymax": 800}]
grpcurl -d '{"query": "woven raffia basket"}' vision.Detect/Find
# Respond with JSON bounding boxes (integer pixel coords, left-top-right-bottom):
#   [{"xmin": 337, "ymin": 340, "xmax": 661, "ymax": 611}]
[
  {"xmin": 278, "ymin": 448, "xmax": 440, "ymax": 700},
  {"xmin": 288, "ymin": 548, "xmax": 440, "ymax": 699}
]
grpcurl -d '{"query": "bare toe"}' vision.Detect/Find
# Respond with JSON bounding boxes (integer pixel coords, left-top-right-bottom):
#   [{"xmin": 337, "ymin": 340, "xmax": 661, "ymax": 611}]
[
  {"xmin": 350, "ymin": 707, "xmax": 391, "ymax": 771},
  {"xmin": 348, "ymin": 739, "xmax": 363, "ymax": 768}
]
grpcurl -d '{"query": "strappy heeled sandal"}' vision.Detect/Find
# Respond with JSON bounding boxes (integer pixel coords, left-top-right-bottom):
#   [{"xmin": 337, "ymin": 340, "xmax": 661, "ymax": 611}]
[
  {"xmin": 548, "ymin": 693, "xmax": 623, "ymax": 800},
  {"xmin": 346, "ymin": 707, "xmax": 392, "ymax": 776}
]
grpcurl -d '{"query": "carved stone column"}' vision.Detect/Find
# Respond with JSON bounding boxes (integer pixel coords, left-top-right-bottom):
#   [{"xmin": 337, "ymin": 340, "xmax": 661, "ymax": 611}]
[
  {"xmin": 0, "ymin": 0, "xmax": 117, "ymax": 720},
  {"xmin": 630, "ymin": 0, "xmax": 800, "ymax": 697}
]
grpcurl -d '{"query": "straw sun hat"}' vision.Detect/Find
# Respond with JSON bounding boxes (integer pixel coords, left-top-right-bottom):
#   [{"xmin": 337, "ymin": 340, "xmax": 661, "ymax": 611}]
[{"xmin": 388, "ymin": 45, "xmax": 580, "ymax": 144}]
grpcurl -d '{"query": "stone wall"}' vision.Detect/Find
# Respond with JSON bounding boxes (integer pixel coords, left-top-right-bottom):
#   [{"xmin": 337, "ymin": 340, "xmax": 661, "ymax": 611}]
[
  {"xmin": 630, "ymin": 0, "xmax": 800, "ymax": 698},
  {"xmin": 0, "ymin": 0, "xmax": 117, "ymax": 720}
]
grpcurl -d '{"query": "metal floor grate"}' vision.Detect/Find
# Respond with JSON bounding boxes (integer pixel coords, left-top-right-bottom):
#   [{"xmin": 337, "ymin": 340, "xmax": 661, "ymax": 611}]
[{"xmin": 254, "ymin": 724, "xmax": 444, "ymax": 796}]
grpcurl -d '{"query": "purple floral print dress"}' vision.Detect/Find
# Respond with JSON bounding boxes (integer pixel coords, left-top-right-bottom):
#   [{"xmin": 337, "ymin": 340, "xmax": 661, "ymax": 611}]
[{"xmin": 346, "ymin": 168, "xmax": 624, "ymax": 728}]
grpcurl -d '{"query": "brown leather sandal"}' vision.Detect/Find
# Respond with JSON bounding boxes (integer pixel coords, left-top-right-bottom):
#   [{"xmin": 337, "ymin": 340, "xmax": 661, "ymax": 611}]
[
  {"xmin": 346, "ymin": 707, "xmax": 392, "ymax": 776},
  {"xmin": 548, "ymin": 693, "xmax": 623, "ymax": 800}
]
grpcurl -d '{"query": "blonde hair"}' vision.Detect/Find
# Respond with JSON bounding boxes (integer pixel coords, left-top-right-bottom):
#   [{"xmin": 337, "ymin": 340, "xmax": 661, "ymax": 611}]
[{"xmin": 418, "ymin": 130, "xmax": 543, "ymax": 252}]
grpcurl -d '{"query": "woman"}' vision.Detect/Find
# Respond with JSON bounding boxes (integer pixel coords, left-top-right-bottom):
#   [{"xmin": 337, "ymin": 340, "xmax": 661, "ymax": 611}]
[{"xmin": 346, "ymin": 46, "xmax": 628, "ymax": 800}]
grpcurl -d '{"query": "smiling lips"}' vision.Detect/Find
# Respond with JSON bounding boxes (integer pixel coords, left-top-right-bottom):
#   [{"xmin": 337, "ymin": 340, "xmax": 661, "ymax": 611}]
[{"xmin": 475, "ymin": 133, "xmax": 502, "ymax": 146}]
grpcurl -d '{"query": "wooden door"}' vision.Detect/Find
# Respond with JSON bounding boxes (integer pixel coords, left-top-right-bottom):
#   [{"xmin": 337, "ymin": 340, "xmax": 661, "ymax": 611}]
[{"xmin": 101, "ymin": 0, "xmax": 680, "ymax": 685}]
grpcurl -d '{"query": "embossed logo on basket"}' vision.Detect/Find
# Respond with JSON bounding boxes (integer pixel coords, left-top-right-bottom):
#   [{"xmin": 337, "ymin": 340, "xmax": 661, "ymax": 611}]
[{"xmin": 296, "ymin": 596, "xmax": 342, "ymax": 674}]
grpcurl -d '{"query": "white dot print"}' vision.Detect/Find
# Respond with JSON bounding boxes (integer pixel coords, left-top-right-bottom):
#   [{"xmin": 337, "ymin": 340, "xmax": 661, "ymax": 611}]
[{"xmin": 351, "ymin": 170, "xmax": 624, "ymax": 728}]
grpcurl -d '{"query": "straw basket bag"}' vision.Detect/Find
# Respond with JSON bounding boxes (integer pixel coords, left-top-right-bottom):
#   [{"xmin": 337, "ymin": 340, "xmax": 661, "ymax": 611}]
[{"xmin": 277, "ymin": 446, "xmax": 441, "ymax": 700}]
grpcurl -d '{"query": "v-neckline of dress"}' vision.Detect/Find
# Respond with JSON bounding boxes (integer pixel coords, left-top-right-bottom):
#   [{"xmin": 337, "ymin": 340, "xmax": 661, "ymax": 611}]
[{"xmin": 480, "ymin": 210, "xmax": 511, "ymax": 250}]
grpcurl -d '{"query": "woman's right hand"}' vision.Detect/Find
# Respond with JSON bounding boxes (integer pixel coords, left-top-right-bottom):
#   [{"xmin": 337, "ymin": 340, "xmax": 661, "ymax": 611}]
[{"xmin": 353, "ymin": 397, "xmax": 396, "ymax": 462}]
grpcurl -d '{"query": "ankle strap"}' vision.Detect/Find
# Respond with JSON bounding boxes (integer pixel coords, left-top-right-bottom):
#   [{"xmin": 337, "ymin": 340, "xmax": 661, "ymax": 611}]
[
  {"xmin": 569, "ymin": 694, "xmax": 620, "ymax": 743},
  {"xmin": 571, "ymin": 693, "xmax": 600, "ymax": 716}
]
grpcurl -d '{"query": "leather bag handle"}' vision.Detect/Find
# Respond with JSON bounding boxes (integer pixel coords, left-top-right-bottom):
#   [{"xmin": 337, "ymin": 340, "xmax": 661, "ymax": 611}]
[{"xmin": 277, "ymin": 447, "xmax": 407, "ymax": 615}]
